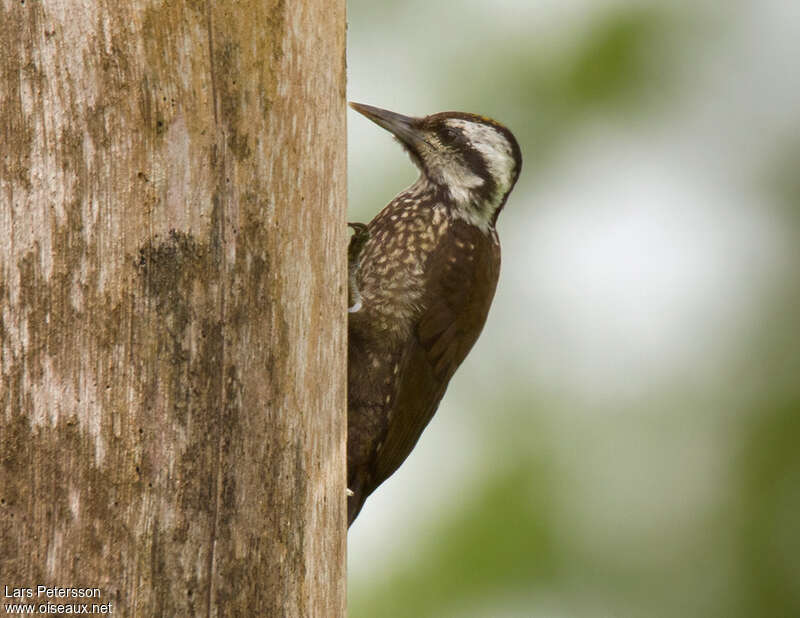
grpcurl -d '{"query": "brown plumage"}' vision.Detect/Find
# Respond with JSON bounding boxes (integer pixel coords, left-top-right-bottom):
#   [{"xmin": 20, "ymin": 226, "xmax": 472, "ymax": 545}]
[{"xmin": 347, "ymin": 103, "xmax": 522, "ymax": 526}]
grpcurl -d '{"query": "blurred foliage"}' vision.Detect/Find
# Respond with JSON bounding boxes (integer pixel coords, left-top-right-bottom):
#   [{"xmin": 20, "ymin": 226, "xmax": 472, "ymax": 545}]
[
  {"xmin": 732, "ymin": 144, "xmax": 800, "ymax": 618},
  {"xmin": 350, "ymin": 457, "xmax": 557, "ymax": 618},
  {"xmin": 764, "ymin": 139, "xmax": 800, "ymax": 220},
  {"xmin": 558, "ymin": 11, "xmax": 666, "ymax": 107},
  {"xmin": 735, "ymin": 396, "xmax": 800, "ymax": 618}
]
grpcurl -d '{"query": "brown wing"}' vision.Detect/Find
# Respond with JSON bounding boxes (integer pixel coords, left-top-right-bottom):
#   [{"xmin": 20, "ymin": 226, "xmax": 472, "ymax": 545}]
[{"xmin": 368, "ymin": 221, "xmax": 501, "ymax": 494}]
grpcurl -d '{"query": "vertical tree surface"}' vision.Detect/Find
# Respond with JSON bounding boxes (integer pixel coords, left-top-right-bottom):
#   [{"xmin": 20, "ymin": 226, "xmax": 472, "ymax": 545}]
[{"xmin": 0, "ymin": 0, "xmax": 347, "ymax": 615}]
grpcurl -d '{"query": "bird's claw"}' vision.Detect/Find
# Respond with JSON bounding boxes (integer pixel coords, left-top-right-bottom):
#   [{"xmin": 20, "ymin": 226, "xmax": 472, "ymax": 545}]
[{"xmin": 348, "ymin": 222, "xmax": 370, "ymax": 312}]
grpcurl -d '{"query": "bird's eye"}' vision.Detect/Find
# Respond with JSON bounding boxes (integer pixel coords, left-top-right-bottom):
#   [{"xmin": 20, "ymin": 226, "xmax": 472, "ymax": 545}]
[{"xmin": 441, "ymin": 126, "xmax": 461, "ymax": 144}]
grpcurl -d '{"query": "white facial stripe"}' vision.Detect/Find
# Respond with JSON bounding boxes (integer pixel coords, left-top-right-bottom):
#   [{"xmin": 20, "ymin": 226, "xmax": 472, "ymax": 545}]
[
  {"xmin": 440, "ymin": 118, "xmax": 516, "ymax": 231},
  {"xmin": 446, "ymin": 119, "xmax": 516, "ymax": 199},
  {"xmin": 420, "ymin": 134, "xmax": 485, "ymax": 203},
  {"xmin": 438, "ymin": 157, "xmax": 484, "ymax": 200}
]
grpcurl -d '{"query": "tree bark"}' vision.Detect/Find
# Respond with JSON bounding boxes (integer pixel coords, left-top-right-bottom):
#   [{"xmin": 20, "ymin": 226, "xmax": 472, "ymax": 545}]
[{"xmin": 0, "ymin": 0, "xmax": 347, "ymax": 615}]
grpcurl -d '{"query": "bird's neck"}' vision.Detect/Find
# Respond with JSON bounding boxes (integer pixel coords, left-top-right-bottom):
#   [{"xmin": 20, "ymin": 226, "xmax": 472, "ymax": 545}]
[{"xmin": 406, "ymin": 175, "xmax": 498, "ymax": 235}]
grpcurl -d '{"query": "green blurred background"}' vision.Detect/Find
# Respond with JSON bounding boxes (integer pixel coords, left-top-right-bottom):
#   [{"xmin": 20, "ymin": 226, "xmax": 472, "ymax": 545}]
[{"xmin": 345, "ymin": 1, "xmax": 800, "ymax": 616}]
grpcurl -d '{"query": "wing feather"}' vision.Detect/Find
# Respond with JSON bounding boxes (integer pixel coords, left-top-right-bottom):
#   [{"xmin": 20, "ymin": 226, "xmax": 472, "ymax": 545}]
[{"xmin": 368, "ymin": 222, "xmax": 500, "ymax": 493}]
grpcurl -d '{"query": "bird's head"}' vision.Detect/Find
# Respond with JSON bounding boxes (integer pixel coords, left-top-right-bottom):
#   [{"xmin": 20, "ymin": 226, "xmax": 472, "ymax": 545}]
[{"xmin": 350, "ymin": 102, "xmax": 522, "ymax": 230}]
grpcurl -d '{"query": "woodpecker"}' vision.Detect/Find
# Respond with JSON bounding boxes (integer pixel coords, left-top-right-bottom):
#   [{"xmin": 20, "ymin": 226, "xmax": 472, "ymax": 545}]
[{"xmin": 347, "ymin": 102, "xmax": 522, "ymax": 526}]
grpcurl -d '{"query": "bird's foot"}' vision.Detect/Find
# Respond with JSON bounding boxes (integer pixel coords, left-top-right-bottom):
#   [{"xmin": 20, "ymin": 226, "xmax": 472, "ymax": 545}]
[{"xmin": 348, "ymin": 223, "xmax": 370, "ymax": 312}]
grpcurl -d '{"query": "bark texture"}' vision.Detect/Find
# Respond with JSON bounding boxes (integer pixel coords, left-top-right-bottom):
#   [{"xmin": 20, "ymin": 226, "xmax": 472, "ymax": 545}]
[{"xmin": 0, "ymin": 0, "xmax": 347, "ymax": 615}]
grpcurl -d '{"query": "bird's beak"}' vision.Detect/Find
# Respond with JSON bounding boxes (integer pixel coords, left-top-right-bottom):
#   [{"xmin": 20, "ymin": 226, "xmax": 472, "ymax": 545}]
[{"xmin": 349, "ymin": 102, "xmax": 424, "ymax": 151}]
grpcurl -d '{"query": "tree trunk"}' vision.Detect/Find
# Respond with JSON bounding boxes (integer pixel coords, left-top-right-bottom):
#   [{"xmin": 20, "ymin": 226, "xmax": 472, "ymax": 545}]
[{"xmin": 0, "ymin": 0, "xmax": 347, "ymax": 615}]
